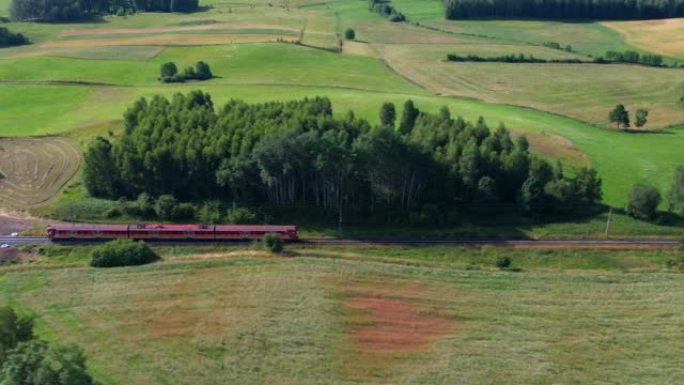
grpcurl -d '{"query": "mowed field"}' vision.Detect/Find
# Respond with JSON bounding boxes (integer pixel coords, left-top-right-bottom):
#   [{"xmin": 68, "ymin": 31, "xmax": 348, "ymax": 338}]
[
  {"xmin": 0, "ymin": 137, "xmax": 81, "ymax": 208},
  {"xmin": 1, "ymin": 248, "xmax": 683, "ymax": 384}
]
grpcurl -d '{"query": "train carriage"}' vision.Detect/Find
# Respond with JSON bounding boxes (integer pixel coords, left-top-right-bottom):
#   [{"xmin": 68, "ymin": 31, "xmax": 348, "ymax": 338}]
[
  {"xmin": 47, "ymin": 225, "xmax": 130, "ymax": 240},
  {"xmin": 47, "ymin": 224, "xmax": 298, "ymax": 242}
]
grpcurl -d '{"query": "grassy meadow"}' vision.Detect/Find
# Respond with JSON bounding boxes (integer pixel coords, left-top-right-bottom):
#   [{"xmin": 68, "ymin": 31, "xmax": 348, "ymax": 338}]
[
  {"xmin": 0, "ymin": 0, "xmax": 682, "ymax": 212},
  {"xmin": 0, "ymin": 246, "xmax": 682, "ymax": 384}
]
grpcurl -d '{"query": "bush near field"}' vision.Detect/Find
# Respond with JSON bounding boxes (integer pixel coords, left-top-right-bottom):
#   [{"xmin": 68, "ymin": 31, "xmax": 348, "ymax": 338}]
[{"xmin": 90, "ymin": 239, "xmax": 160, "ymax": 268}]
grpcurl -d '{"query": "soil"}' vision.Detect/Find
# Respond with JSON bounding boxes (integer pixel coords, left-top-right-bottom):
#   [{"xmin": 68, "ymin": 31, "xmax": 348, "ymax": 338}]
[
  {"xmin": 345, "ymin": 296, "xmax": 453, "ymax": 352},
  {"xmin": 0, "ymin": 209, "xmax": 53, "ymax": 235}
]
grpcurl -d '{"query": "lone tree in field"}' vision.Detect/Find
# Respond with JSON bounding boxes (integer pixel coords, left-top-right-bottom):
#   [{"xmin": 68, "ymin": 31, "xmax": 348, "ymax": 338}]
[
  {"xmin": 635, "ymin": 108, "xmax": 649, "ymax": 129},
  {"xmin": 668, "ymin": 166, "xmax": 684, "ymax": 214},
  {"xmin": 344, "ymin": 28, "xmax": 355, "ymax": 40},
  {"xmin": 627, "ymin": 184, "xmax": 661, "ymax": 220},
  {"xmin": 380, "ymin": 102, "xmax": 396, "ymax": 127},
  {"xmin": 609, "ymin": 104, "xmax": 630, "ymax": 129}
]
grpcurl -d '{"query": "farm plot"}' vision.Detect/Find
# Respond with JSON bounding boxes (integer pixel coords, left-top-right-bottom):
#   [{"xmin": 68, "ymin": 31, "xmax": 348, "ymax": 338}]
[
  {"xmin": 376, "ymin": 43, "xmax": 684, "ymax": 128},
  {"xmin": 0, "ymin": 253, "xmax": 682, "ymax": 385},
  {"xmin": 0, "ymin": 137, "xmax": 81, "ymax": 208},
  {"xmin": 604, "ymin": 18, "xmax": 684, "ymax": 61}
]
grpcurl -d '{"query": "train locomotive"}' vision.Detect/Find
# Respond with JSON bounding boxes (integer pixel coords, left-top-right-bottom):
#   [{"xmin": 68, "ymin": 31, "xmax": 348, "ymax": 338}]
[{"xmin": 47, "ymin": 224, "xmax": 298, "ymax": 242}]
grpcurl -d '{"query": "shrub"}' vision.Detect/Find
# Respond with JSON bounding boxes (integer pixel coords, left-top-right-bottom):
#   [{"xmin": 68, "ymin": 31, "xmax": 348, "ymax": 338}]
[
  {"xmin": 226, "ymin": 207, "xmax": 257, "ymax": 224},
  {"xmin": 496, "ymin": 256, "xmax": 511, "ymax": 270},
  {"xmin": 105, "ymin": 207, "xmax": 121, "ymax": 219},
  {"xmin": 90, "ymin": 239, "xmax": 160, "ymax": 268},
  {"xmin": 174, "ymin": 202, "xmax": 196, "ymax": 220},
  {"xmin": 344, "ymin": 28, "xmax": 355, "ymax": 40},
  {"xmin": 263, "ymin": 233, "xmax": 283, "ymax": 253},
  {"xmin": 155, "ymin": 194, "xmax": 178, "ymax": 220},
  {"xmin": 627, "ymin": 184, "xmax": 661, "ymax": 220}
]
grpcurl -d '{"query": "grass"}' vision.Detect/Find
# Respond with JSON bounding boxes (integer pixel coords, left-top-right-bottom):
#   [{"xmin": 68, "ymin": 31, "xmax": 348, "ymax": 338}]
[
  {"xmin": 0, "ymin": 0, "xmax": 683, "ymax": 214},
  {"xmin": 0, "ymin": 247, "xmax": 682, "ymax": 384},
  {"xmin": 603, "ymin": 18, "xmax": 684, "ymax": 61},
  {"xmin": 0, "ymin": 137, "xmax": 81, "ymax": 209},
  {"xmin": 376, "ymin": 43, "xmax": 684, "ymax": 128}
]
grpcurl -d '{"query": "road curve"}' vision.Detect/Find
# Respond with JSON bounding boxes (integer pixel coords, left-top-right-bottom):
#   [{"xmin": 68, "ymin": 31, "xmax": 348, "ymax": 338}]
[{"xmin": 0, "ymin": 236, "xmax": 680, "ymax": 248}]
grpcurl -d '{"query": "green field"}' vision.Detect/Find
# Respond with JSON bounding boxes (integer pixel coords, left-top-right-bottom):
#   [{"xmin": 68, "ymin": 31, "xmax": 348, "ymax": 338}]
[
  {"xmin": 0, "ymin": 0, "xmax": 683, "ymax": 211},
  {"xmin": 0, "ymin": 247, "xmax": 682, "ymax": 384}
]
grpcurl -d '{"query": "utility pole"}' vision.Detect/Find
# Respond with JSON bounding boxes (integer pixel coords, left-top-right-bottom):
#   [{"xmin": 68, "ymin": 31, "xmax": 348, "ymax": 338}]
[{"xmin": 604, "ymin": 207, "xmax": 613, "ymax": 239}]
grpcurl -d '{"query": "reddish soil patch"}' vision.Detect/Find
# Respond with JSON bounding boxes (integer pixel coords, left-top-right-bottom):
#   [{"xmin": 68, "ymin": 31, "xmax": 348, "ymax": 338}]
[{"xmin": 345, "ymin": 296, "xmax": 452, "ymax": 352}]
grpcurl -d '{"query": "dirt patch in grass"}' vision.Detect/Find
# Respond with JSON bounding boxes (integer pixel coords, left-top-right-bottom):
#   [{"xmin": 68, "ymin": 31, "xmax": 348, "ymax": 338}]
[
  {"xmin": 345, "ymin": 296, "xmax": 452, "ymax": 351},
  {"xmin": 336, "ymin": 278, "xmax": 456, "ymax": 379},
  {"xmin": 511, "ymin": 130, "xmax": 591, "ymax": 167}
]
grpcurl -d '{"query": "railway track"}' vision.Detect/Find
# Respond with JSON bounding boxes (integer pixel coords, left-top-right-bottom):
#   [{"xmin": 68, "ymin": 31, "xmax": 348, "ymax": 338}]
[{"xmin": 0, "ymin": 236, "xmax": 681, "ymax": 248}]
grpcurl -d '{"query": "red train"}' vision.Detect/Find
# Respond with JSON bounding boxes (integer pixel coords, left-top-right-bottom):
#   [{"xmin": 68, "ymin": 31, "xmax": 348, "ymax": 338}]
[{"xmin": 47, "ymin": 224, "xmax": 298, "ymax": 241}]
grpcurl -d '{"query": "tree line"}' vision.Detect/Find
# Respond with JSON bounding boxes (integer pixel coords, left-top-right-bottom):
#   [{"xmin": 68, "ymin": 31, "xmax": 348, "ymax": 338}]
[
  {"xmin": 368, "ymin": 0, "xmax": 406, "ymax": 22},
  {"xmin": 444, "ymin": 0, "xmax": 684, "ymax": 20},
  {"xmin": 447, "ymin": 53, "xmax": 584, "ymax": 63},
  {"xmin": 159, "ymin": 61, "xmax": 213, "ymax": 83},
  {"xmin": 0, "ymin": 27, "xmax": 28, "ymax": 47},
  {"xmin": 447, "ymin": 51, "xmax": 669, "ymax": 67},
  {"xmin": 83, "ymin": 92, "xmax": 602, "ymax": 223},
  {"xmin": 10, "ymin": 0, "xmax": 198, "ymax": 22}
]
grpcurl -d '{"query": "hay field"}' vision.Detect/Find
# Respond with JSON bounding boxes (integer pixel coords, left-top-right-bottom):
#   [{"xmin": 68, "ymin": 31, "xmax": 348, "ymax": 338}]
[
  {"xmin": 0, "ymin": 250, "xmax": 682, "ymax": 384},
  {"xmin": 604, "ymin": 18, "xmax": 684, "ymax": 60},
  {"xmin": 0, "ymin": 137, "xmax": 81, "ymax": 208},
  {"xmin": 377, "ymin": 43, "xmax": 684, "ymax": 128}
]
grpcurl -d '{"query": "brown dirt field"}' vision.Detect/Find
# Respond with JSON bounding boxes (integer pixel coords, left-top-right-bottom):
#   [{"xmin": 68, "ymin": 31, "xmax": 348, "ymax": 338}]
[
  {"xmin": 511, "ymin": 130, "xmax": 591, "ymax": 168},
  {"xmin": 59, "ymin": 23, "xmax": 299, "ymax": 37},
  {"xmin": 41, "ymin": 34, "xmax": 294, "ymax": 48}
]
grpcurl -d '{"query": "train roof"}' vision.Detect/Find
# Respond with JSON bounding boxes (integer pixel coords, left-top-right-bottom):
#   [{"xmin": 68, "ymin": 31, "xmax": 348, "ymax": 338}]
[
  {"xmin": 49, "ymin": 224, "xmax": 129, "ymax": 231},
  {"xmin": 214, "ymin": 225, "xmax": 296, "ymax": 232},
  {"xmin": 48, "ymin": 224, "xmax": 296, "ymax": 231}
]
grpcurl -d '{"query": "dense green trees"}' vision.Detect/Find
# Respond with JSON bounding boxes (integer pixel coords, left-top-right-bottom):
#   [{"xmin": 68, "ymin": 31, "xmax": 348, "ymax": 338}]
[
  {"xmin": 0, "ymin": 28, "xmax": 28, "ymax": 48},
  {"xmin": 159, "ymin": 61, "xmax": 213, "ymax": 83},
  {"xmin": 368, "ymin": 0, "xmax": 405, "ymax": 21},
  {"xmin": 0, "ymin": 307, "xmax": 94, "ymax": 385},
  {"xmin": 10, "ymin": 0, "xmax": 199, "ymax": 22},
  {"xmin": 635, "ymin": 108, "xmax": 649, "ymax": 129},
  {"xmin": 90, "ymin": 239, "xmax": 160, "ymax": 267},
  {"xmin": 444, "ymin": 0, "xmax": 684, "ymax": 20},
  {"xmin": 83, "ymin": 92, "xmax": 602, "ymax": 222}
]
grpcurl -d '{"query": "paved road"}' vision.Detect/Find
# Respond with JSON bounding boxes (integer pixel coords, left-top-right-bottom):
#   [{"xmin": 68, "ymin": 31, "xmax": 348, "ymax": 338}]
[{"xmin": 0, "ymin": 236, "xmax": 680, "ymax": 248}]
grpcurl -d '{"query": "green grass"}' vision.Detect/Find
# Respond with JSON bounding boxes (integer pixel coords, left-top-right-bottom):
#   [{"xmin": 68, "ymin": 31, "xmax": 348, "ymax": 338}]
[
  {"xmin": 3, "ymin": 77, "xmax": 683, "ymax": 206},
  {"xmin": 0, "ymin": 248, "xmax": 682, "ymax": 384}
]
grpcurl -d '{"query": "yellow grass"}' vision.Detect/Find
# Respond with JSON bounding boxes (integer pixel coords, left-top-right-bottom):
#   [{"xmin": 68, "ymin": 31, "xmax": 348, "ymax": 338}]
[
  {"xmin": 0, "ymin": 137, "xmax": 81, "ymax": 208},
  {"xmin": 604, "ymin": 18, "xmax": 684, "ymax": 60}
]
